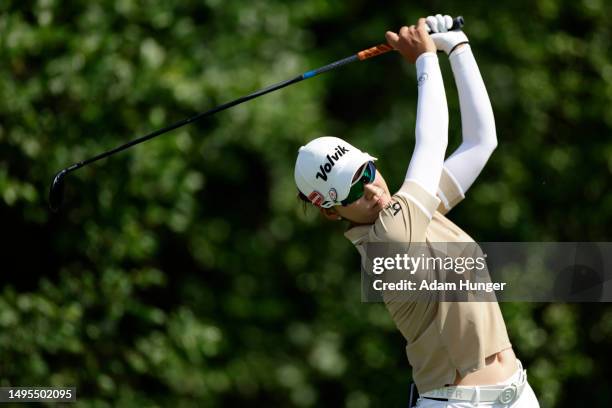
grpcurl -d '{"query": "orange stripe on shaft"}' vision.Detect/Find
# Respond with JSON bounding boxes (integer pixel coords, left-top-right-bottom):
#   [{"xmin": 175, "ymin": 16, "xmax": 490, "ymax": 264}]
[{"xmin": 357, "ymin": 43, "xmax": 394, "ymax": 60}]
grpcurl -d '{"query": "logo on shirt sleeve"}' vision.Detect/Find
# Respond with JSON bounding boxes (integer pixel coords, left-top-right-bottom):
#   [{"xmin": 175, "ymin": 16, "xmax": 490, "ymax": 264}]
[
  {"xmin": 386, "ymin": 201, "xmax": 401, "ymax": 216},
  {"xmin": 417, "ymin": 73, "xmax": 429, "ymax": 87}
]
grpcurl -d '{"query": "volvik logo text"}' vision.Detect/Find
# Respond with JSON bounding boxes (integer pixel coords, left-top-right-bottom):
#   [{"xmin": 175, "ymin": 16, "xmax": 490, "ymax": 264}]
[{"xmin": 315, "ymin": 145, "xmax": 349, "ymax": 181}]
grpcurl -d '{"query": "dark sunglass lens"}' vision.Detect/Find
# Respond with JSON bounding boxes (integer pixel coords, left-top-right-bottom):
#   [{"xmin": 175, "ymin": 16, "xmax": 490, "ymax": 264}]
[
  {"xmin": 369, "ymin": 162, "xmax": 376, "ymax": 180},
  {"xmin": 342, "ymin": 162, "xmax": 376, "ymax": 206},
  {"xmin": 342, "ymin": 182, "xmax": 364, "ymax": 206},
  {"xmin": 361, "ymin": 162, "xmax": 375, "ymax": 183}
]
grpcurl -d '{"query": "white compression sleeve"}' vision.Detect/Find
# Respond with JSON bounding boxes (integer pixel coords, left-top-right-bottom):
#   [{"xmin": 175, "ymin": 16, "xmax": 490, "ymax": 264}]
[
  {"xmin": 405, "ymin": 52, "xmax": 449, "ymax": 196},
  {"xmin": 443, "ymin": 45, "xmax": 497, "ymax": 193}
]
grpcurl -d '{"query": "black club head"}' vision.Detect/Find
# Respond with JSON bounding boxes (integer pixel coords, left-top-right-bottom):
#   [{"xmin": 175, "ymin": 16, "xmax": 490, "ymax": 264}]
[{"xmin": 49, "ymin": 169, "xmax": 68, "ymax": 212}]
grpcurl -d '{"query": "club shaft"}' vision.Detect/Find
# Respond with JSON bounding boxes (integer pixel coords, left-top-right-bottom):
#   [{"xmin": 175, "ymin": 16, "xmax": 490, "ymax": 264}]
[{"xmin": 67, "ymin": 57, "xmax": 362, "ymax": 173}]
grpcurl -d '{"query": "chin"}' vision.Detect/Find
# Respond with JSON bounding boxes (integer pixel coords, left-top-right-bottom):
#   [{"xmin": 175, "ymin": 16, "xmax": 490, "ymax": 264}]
[{"xmin": 366, "ymin": 210, "xmax": 382, "ymax": 224}]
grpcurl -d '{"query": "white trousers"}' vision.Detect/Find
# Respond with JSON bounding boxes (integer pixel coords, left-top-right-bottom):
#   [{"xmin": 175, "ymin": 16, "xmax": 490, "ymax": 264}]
[{"xmin": 414, "ymin": 361, "xmax": 540, "ymax": 408}]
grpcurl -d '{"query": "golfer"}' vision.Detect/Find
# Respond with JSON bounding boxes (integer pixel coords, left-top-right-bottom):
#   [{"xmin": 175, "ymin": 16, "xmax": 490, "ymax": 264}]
[{"xmin": 294, "ymin": 15, "xmax": 539, "ymax": 407}]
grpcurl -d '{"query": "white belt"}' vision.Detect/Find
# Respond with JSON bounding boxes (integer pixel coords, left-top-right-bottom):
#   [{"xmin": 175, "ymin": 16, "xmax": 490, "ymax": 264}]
[{"xmin": 421, "ymin": 365, "xmax": 527, "ymax": 405}]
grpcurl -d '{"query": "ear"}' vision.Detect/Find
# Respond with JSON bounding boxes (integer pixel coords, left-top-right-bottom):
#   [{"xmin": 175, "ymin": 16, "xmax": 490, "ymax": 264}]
[{"xmin": 320, "ymin": 207, "xmax": 341, "ymax": 221}]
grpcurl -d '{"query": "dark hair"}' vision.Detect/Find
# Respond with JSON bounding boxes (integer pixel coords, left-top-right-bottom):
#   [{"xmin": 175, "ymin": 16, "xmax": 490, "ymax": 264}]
[{"xmin": 297, "ymin": 190, "xmax": 310, "ymax": 213}]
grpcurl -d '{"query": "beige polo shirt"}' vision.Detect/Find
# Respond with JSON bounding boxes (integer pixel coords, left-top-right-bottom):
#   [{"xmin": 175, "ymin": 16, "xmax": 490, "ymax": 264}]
[{"xmin": 344, "ymin": 168, "xmax": 512, "ymax": 393}]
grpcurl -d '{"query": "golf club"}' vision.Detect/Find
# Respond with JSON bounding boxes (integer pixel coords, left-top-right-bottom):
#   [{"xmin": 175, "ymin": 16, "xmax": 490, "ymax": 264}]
[{"xmin": 49, "ymin": 16, "xmax": 464, "ymax": 212}]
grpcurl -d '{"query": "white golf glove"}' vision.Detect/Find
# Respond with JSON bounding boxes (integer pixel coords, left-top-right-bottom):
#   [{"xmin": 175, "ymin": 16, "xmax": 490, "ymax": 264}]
[{"xmin": 426, "ymin": 14, "xmax": 469, "ymax": 55}]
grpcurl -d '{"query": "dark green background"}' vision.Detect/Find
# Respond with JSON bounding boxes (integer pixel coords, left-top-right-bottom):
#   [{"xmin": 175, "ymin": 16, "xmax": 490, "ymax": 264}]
[{"xmin": 1, "ymin": 1, "xmax": 611, "ymax": 407}]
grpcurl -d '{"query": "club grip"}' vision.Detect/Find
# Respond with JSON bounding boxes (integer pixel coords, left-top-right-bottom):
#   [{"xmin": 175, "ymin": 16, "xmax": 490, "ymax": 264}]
[
  {"xmin": 357, "ymin": 16, "xmax": 465, "ymax": 61},
  {"xmin": 357, "ymin": 44, "xmax": 394, "ymax": 60},
  {"xmin": 452, "ymin": 16, "xmax": 464, "ymax": 30},
  {"xmin": 429, "ymin": 15, "xmax": 464, "ymax": 33}
]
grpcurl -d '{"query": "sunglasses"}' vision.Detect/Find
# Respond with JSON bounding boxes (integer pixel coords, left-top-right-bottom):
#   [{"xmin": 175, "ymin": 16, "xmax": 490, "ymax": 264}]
[{"xmin": 340, "ymin": 161, "xmax": 376, "ymax": 206}]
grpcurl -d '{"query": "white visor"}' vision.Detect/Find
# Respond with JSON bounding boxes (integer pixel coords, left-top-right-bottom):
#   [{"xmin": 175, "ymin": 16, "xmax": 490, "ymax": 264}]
[{"xmin": 294, "ymin": 136, "xmax": 377, "ymax": 208}]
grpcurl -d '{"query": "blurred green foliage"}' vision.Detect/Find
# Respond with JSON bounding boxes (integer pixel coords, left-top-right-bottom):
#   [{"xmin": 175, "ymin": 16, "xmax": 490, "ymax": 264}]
[{"xmin": 1, "ymin": 0, "xmax": 611, "ymax": 407}]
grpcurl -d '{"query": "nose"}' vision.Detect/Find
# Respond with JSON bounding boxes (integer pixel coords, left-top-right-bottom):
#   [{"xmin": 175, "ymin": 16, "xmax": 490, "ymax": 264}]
[{"xmin": 363, "ymin": 183, "xmax": 381, "ymax": 201}]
